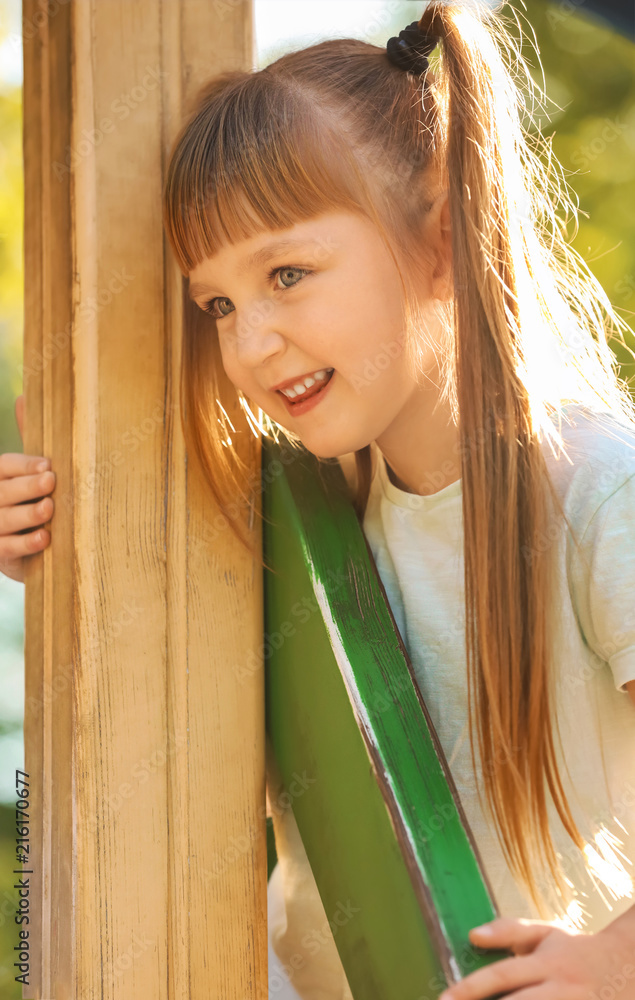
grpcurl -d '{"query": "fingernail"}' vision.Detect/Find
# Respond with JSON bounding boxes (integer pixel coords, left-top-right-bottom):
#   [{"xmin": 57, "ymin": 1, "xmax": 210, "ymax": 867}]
[
  {"xmin": 36, "ymin": 460, "xmax": 49, "ymax": 472},
  {"xmin": 472, "ymin": 924, "xmax": 493, "ymax": 935}
]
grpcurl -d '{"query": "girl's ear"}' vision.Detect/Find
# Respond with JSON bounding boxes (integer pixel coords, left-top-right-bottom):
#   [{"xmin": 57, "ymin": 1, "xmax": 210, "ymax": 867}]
[{"xmin": 426, "ymin": 190, "xmax": 453, "ymax": 303}]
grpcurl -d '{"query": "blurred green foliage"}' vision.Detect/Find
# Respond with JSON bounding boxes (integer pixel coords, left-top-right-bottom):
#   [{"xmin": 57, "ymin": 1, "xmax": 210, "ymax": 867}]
[
  {"xmin": 0, "ymin": 805, "xmax": 20, "ymax": 998},
  {"xmin": 0, "ymin": 76, "xmax": 22, "ymax": 456},
  {"xmin": 526, "ymin": 1, "xmax": 635, "ymax": 384}
]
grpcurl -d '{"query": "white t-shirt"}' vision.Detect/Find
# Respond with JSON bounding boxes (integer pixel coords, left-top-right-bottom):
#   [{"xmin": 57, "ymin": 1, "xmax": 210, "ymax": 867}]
[{"xmin": 267, "ymin": 403, "xmax": 635, "ymax": 1000}]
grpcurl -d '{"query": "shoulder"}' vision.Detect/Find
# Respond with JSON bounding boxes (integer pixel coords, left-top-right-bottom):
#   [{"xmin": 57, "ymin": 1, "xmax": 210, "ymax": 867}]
[
  {"xmin": 544, "ymin": 406, "xmax": 635, "ymax": 695},
  {"xmin": 542, "ymin": 404, "xmax": 635, "ymax": 531}
]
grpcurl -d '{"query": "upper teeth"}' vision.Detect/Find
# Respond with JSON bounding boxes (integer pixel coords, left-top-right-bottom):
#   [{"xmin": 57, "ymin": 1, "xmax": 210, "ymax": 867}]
[{"xmin": 281, "ymin": 369, "xmax": 333, "ymax": 399}]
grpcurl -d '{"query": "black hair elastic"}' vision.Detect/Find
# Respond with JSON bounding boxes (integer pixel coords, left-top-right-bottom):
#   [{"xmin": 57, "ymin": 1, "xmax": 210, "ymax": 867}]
[{"xmin": 385, "ymin": 20, "xmax": 439, "ymax": 76}]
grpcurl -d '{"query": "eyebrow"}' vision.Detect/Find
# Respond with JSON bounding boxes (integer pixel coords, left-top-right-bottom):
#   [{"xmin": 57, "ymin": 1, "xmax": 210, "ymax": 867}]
[{"xmin": 188, "ymin": 237, "xmax": 313, "ymax": 300}]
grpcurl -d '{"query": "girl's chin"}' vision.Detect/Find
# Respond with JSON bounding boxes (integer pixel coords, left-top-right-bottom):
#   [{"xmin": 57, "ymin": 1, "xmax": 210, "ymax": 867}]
[
  {"xmin": 290, "ymin": 429, "xmax": 373, "ymax": 461},
  {"xmin": 249, "ymin": 397, "xmax": 373, "ymax": 458}
]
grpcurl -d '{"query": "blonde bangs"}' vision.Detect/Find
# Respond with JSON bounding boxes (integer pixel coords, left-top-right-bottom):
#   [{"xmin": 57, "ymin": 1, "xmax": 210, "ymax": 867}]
[{"xmin": 163, "ymin": 71, "xmax": 377, "ymax": 275}]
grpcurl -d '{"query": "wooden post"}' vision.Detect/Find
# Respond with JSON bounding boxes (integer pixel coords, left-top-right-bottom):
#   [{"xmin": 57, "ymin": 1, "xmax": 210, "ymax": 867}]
[{"xmin": 21, "ymin": 1, "xmax": 265, "ymax": 997}]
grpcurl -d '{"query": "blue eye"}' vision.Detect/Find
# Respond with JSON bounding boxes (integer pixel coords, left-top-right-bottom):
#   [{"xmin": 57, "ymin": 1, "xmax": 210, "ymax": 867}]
[
  {"xmin": 201, "ymin": 265, "xmax": 312, "ymax": 320},
  {"xmin": 275, "ymin": 266, "xmax": 308, "ymax": 288}
]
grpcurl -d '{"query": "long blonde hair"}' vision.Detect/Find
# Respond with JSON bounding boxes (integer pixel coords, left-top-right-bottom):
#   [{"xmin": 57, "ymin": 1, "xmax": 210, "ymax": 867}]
[{"xmin": 163, "ymin": 1, "xmax": 635, "ymax": 915}]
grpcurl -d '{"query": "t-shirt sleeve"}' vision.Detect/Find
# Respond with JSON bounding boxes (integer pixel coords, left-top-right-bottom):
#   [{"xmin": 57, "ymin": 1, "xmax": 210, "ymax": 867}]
[{"xmin": 570, "ymin": 472, "xmax": 635, "ymax": 693}]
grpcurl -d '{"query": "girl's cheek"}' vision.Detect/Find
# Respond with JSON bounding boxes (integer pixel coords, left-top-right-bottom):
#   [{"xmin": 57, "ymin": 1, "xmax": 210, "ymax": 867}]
[{"xmin": 218, "ymin": 351, "xmax": 242, "ymax": 390}]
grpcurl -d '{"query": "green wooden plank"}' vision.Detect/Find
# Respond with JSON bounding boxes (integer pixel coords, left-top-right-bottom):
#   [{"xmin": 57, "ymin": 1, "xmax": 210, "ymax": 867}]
[{"xmin": 263, "ymin": 437, "xmax": 511, "ymax": 998}]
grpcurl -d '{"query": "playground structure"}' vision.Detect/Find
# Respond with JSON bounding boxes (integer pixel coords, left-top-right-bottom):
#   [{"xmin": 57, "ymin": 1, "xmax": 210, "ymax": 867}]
[{"xmin": 22, "ymin": 1, "xmax": 266, "ymax": 996}]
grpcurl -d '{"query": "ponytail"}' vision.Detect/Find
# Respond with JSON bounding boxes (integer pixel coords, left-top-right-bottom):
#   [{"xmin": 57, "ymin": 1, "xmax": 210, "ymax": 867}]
[{"xmin": 417, "ymin": 1, "xmax": 588, "ymax": 914}]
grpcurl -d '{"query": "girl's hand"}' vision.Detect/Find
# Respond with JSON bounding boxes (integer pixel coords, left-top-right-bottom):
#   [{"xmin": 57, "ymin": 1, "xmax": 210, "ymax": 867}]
[
  {"xmin": 438, "ymin": 915, "xmax": 635, "ymax": 999},
  {"xmin": 0, "ymin": 395, "xmax": 55, "ymax": 584}
]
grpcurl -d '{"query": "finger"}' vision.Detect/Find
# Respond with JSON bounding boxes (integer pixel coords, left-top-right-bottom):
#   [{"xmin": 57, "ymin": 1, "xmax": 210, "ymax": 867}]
[
  {"xmin": 470, "ymin": 919, "xmax": 555, "ymax": 956},
  {"xmin": 0, "ymin": 470, "xmax": 56, "ymax": 509},
  {"xmin": 0, "ymin": 527, "xmax": 50, "ymax": 570},
  {"xmin": 495, "ymin": 986, "xmax": 578, "ymax": 1000},
  {"xmin": 438, "ymin": 955, "xmax": 542, "ymax": 1000},
  {"xmin": 0, "ymin": 496, "xmax": 54, "ymax": 538},
  {"xmin": 0, "ymin": 452, "xmax": 51, "ymax": 479},
  {"xmin": 15, "ymin": 395, "xmax": 24, "ymax": 442}
]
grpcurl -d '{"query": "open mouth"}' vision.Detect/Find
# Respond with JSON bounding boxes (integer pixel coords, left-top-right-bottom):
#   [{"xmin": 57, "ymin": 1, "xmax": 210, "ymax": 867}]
[{"xmin": 277, "ymin": 368, "xmax": 335, "ymax": 407}]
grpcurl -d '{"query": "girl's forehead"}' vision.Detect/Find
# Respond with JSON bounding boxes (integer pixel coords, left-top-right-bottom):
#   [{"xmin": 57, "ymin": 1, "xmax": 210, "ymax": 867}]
[
  {"xmin": 188, "ymin": 209, "xmax": 370, "ymax": 281},
  {"xmin": 187, "ymin": 226, "xmax": 311, "ymax": 288}
]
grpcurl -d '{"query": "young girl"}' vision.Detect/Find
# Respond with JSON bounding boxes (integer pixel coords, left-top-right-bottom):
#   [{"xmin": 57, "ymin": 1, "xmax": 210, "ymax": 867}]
[{"xmin": 3, "ymin": 2, "xmax": 635, "ymax": 998}]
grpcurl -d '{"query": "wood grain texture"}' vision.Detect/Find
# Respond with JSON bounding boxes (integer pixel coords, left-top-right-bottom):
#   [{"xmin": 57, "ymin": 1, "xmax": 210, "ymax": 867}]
[{"xmin": 22, "ymin": 1, "xmax": 264, "ymax": 997}]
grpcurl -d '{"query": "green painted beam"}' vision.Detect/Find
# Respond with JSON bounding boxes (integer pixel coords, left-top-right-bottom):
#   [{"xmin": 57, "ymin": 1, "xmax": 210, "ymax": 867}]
[{"xmin": 263, "ymin": 436, "xmax": 512, "ymax": 999}]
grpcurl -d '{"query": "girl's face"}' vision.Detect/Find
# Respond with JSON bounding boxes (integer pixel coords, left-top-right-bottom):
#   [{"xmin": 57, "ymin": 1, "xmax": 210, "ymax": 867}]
[{"xmin": 188, "ymin": 208, "xmax": 450, "ymax": 459}]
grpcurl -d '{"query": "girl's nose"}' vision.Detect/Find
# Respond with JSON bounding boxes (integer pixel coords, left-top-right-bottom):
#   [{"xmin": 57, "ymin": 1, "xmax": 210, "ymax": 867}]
[{"xmin": 234, "ymin": 308, "xmax": 286, "ymax": 368}]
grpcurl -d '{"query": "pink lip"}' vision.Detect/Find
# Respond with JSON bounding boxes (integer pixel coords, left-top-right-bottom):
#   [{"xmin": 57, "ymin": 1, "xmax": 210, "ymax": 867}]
[
  {"xmin": 278, "ymin": 370, "xmax": 335, "ymax": 416},
  {"xmin": 269, "ymin": 368, "xmax": 332, "ymax": 393}
]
